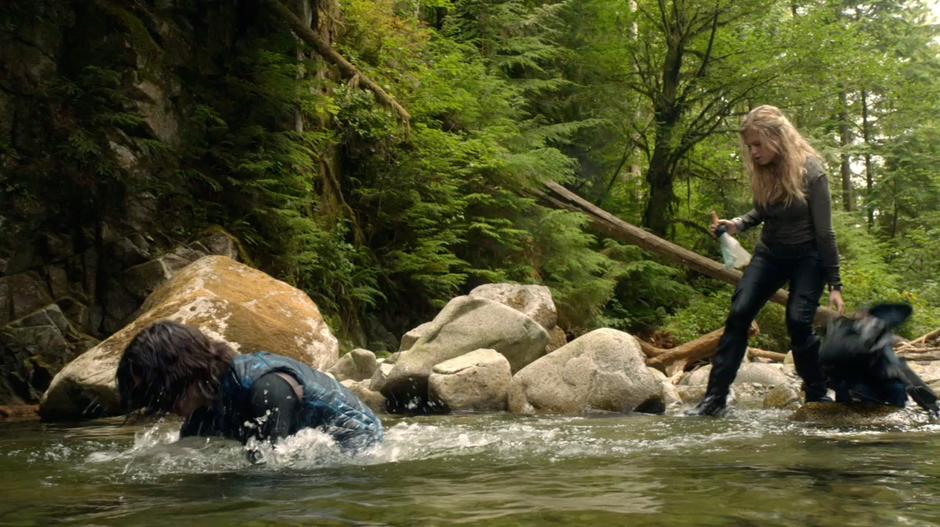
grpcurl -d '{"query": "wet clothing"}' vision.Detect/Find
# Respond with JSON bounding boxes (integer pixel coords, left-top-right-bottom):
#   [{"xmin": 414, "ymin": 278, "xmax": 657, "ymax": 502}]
[
  {"xmin": 180, "ymin": 352, "xmax": 383, "ymax": 449},
  {"xmin": 706, "ymin": 247, "xmax": 828, "ymax": 401},
  {"xmin": 702, "ymin": 160, "xmax": 837, "ymax": 407},
  {"xmin": 731, "ymin": 160, "xmax": 842, "ymax": 289}
]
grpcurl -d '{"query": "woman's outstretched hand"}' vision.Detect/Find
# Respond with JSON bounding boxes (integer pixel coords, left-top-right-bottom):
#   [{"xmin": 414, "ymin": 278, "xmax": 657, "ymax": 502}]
[
  {"xmin": 711, "ymin": 218, "xmax": 738, "ymax": 237},
  {"xmin": 829, "ymin": 289, "xmax": 845, "ymax": 315},
  {"xmin": 709, "ymin": 211, "xmax": 737, "ymax": 237}
]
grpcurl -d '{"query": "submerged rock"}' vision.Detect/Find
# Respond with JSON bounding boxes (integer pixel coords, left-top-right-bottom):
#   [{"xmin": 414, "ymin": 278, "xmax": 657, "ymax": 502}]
[
  {"xmin": 790, "ymin": 402, "xmax": 921, "ymax": 426},
  {"xmin": 39, "ymin": 256, "xmax": 339, "ymax": 420}
]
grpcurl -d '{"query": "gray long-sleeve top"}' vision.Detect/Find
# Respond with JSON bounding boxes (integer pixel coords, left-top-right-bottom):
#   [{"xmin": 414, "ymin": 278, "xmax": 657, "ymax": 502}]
[{"xmin": 731, "ymin": 159, "xmax": 842, "ymax": 288}]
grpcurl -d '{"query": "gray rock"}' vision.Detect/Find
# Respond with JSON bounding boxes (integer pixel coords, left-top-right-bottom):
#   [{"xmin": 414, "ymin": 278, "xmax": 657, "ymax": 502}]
[
  {"xmin": 428, "ymin": 349, "xmax": 512, "ymax": 412},
  {"xmin": 469, "ymin": 283, "xmax": 557, "ymax": 330},
  {"xmin": 763, "ymin": 384, "xmax": 801, "ymax": 410},
  {"xmin": 381, "ymin": 296, "xmax": 549, "ymax": 410},
  {"xmin": 545, "ymin": 325, "xmax": 567, "ymax": 354},
  {"xmin": 679, "ymin": 362, "xmax": 799, "ymax": 409},
  {"xmin": 328, "ymin": 348, "xmax": 378, "ymax": 382},
  {"xmin": 341, "ymin": 379, "xmax": 386, "ymax": 415},
  {"xmin": 508, "ymin": 328, "xmax": 661, "ymax": 415},
  {"xmin": 368, "ymin": 361, "xmax": 397, "ymax": 393},
  {"xmin": 648, "ymin": 368, "xmax": 683, "ymax": 411},
  {"xmin": 399, "ymin": 321, "xmax": 433, "ymax": 352}
]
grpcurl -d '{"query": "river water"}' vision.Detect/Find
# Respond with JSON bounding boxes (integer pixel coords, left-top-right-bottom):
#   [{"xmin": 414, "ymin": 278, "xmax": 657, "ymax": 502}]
[{"xmin": 1, "ymin": 410, "xmax": 939, "ymax": 526}]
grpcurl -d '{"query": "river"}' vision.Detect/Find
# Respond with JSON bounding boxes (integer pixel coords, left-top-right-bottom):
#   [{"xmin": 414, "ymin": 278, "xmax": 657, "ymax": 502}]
[{"xmin": 1, "ymin": 410, "xmax": 939, "ymax": 525}]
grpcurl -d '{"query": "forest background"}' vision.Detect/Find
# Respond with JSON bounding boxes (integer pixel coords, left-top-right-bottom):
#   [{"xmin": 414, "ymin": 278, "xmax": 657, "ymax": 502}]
[{"xmin": 2, "ymin": 0, "xmax": 939, "ymax": 355}]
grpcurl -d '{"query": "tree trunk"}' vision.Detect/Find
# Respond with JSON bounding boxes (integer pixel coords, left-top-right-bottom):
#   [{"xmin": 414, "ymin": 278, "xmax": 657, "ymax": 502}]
[
  {"xmin": 861, "ymin": 89, "xmax": 875, "ymax": 229},
  {"xmin": 839, "ymin": 89, "xmax": 854, "ymax": 212}
]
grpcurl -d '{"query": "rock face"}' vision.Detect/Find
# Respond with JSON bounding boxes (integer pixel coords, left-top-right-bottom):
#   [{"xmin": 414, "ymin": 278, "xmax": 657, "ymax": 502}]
[
  {"xmin": 328, "ymin": 348, "xmax": 379, "ymax": 382},
  {"xmin": 508, "ymin": 328, "xmax": 662, "ymax": 415},
  {"xmin": 381, "ymin": 296, "xmax": 549, "ymax": 411},
  {"xmin": 39, "ymin": 256, "xmax": 339, "ymax": 420},
  {"xmin": 0, "ymin": 229, "xmax": 240, "ymax": 406},
  {"xmin": 428, "ymin": 349, "xmax": 512, "ymax": 412}
]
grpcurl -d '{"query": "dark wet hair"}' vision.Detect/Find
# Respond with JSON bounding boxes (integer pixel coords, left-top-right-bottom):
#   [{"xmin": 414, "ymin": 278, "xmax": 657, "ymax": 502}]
[{"xmin": 116, "ymin": 320, "xmax": 236, "ymax": 414}]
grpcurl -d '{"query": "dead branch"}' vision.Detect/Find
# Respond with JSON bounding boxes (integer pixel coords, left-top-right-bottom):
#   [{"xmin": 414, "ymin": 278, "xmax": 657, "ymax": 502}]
[{"xmin": 748, "ymin": 347, "xmax": 787, "ymax": 362}]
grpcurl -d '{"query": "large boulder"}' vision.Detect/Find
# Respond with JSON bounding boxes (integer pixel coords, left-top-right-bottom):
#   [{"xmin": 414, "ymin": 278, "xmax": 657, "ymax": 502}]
[
  {"xmin": 39, "ymin": 255, "xmax": 339, "ymax": 420},
  {"xmin": 508, "ymin": 328, "xmax": 662, "ymax": 415},
  {"xmin": 428, "ymin": 349, "xmax": 512, "ymax": 412},
  {"xmin": 468, "ymin": 283, "xmax": 557, "ymax": 330},
  {"xmin": 381, "ymin": 296, "xmax": 549, "ymax": 411}
]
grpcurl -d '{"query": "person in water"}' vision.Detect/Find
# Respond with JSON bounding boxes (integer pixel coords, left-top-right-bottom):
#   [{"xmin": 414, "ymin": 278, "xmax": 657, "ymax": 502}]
[
  {"xmin": 820, "ymin": 303, "xmax": 940, "ymax": 418},
  {"xmin": 116, "ymin": 320, "xmax": 383, "ymax": 450},
  {"xmin": 690, "ymin": 105, "xmax": 846, "ymax": 417}
]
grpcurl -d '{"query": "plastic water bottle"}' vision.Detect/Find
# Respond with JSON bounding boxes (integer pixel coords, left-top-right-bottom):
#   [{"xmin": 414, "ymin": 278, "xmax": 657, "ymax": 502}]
[{"xmin": 712, "ymin": 213, "xmax": 751, "ymax": 270}]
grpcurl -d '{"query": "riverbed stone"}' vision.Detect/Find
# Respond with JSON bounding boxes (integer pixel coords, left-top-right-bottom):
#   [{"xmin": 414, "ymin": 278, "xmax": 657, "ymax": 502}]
[
  {"xmin": 341, "ymin": 379, "xmax": 386, "ymax": 415},
  {"xmin": 790, "ymin": 401, "xmax": 921, "ymax": 426},
  {"xmin": 649, "ymin": 368, "xmax": 683, "ymax": 411},
  {"xmin": 763, "ymin": 384, "xmax": 802, "ymax": 410},
  {"xmin": 678, "ymin": 362, "xmax": 798, "ymax": 408},
  {"xmin": 328, "ymin": 348, "xmax": 378, "ymax": 382},
  {"xmin": 381, "ymin": 296, "xmax": 549, "ymax": 411},
  {"xmin": 428, "ymin": 349, "xmax": 512, "ymax": 412},
  {"xmin": 39, "ymin": 255, "xmax": 339, "ymax": 420},
  {"xmin": 507, "ymin": 328, "xmax": 662, "ymax": 415}
]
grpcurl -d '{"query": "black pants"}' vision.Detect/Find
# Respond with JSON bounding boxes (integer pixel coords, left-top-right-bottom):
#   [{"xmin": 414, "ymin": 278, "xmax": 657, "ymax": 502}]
[{"xmin": 706, "ymin": 248, "xmax": 827, "ymax": 400}]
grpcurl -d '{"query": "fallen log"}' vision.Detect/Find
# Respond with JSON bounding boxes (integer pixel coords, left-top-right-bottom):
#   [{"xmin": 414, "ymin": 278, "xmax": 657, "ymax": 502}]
[
  {"xmin": 645, "ymin": 322, "xmax": 759, "ymax": 370},
  {"xmin": 538, "ymin": 181, "xmax": 838, "ymax": 326}
]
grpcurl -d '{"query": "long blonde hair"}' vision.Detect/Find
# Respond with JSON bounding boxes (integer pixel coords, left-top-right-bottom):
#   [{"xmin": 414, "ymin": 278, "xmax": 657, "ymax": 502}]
[{"xmin": 740, "ymin": 105, "xmax": 820, "ymax": 208}]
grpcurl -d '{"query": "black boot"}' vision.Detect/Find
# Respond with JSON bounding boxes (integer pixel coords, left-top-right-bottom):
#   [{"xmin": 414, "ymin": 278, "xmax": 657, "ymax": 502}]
[
  {"xmin": 793, "ymin": 339, "xmax": 831, "ymax": 403},
  {"xmin": 804, "ymin": 383, "xmax": 833, "ymax": 403},
  {"xmin": 686, "ymin": 394, "xmax": 728, "ymax": 417}
]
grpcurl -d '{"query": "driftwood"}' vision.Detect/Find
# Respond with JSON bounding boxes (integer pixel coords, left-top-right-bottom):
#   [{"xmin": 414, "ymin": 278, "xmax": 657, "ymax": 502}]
[
  {"xmin": 909, "ymin": 327, "xmax": 940, "ymax": 346},
  {"xmin": 898, "ymin": 350, "xmax": 940, "ymax": 361},
  {"xmin": 748, "ymin": 347, "xmax": 787, "ymax": 362},
  {"xmin": 267, "ymin": 0, "xmax": 412, "ymax": 125},
  {"xmin": 644, "ymin": 322, "xmax": 759, "ymax": 370},
  {"xmin": 538, "ymin": 181, "xmax": 839, "ymax": 326}
]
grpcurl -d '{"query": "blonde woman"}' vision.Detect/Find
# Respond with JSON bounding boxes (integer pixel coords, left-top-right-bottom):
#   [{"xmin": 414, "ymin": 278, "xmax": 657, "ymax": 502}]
[{"xmin": 690, "ymin": 105, "xmax": 846, "ymax": 416}]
